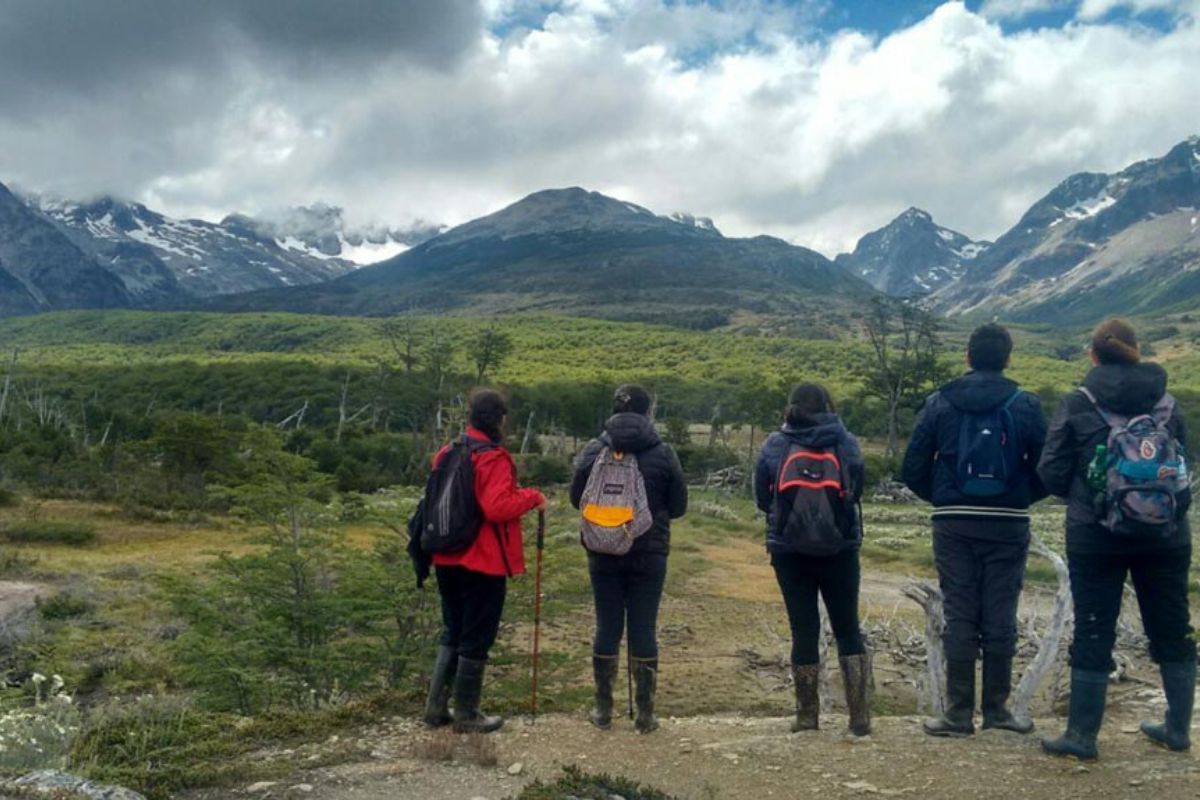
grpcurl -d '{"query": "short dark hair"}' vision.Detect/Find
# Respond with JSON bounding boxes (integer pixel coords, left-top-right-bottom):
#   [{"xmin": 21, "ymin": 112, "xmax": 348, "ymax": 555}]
[
  {"xmin": 468, "ymin": 388, "xmax": 508, "ymax": 440},
  {"xmin": 786, "ymin": 383, "xmax": 835, "ymax": 427},
  {"xmin": 968, "ymin": 323, "xmax": 1013, "ymax": 372},
  {"xmin": 613, "ymin": 384, "xmax": 653, "ymax": 416}
]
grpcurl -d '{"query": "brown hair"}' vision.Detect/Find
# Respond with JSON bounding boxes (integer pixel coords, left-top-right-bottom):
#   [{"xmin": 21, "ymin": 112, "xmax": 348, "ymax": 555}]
[
  {"xmin": 468, "ymin": 387, "xmax": 509, "ymax": 440},
  {"xmin": 1091, "ymin": 318, "xmax": 1140, "ymax": 365}
]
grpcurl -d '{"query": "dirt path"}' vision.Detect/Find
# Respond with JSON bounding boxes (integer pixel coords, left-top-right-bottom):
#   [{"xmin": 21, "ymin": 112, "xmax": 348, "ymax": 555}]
[
  {"xmin": 0, "ymin": 581, "xmax": 43, "ymax": 644},
  {"xmin": 184, "ymin": 711, "xmax": 1199, "ymax": 800}
]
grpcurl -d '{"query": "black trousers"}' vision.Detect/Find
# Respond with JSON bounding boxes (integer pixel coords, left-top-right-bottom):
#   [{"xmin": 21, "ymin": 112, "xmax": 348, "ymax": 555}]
[
  {"xmin": 1068, "ymin": 546, "xmax": 1197, "ymax": 671},
  {"xmin": 435, "ymin": 565, "xmax": 507, "ymax": 661},
  {"xmin": 933, "ymin": 521, "xmax": 1029, "ymax": 661},
  {"xmin": 771, "ymin": 548, "xmax": 865, "ymax": 665},
  {"xmin": 589, "ymin": 552, "xmax": 668, "ymax": 659}
]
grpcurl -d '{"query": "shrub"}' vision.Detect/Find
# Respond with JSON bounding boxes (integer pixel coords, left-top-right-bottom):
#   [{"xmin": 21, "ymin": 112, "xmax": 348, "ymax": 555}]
[
  {"xmin": 515, "ymin": 453, "xmax": 571, "ymax": 486},
  {"xmin": 0, "ymin": 486, "xmax": 18, "ymax": 507},
  {"xmin": 37, "ymin": 591, "xmax": 94, "ymax": 621},
  {"xmin": 0, "ymin": 674, "xmax": 80, "ymax": 772},
  {"xmin": 2, "ymin": 521, "xmax": 97, "ymax": 547},
  {"xmin": 512, "ymin": 766, "xmax": 675, "ymax": 800}
]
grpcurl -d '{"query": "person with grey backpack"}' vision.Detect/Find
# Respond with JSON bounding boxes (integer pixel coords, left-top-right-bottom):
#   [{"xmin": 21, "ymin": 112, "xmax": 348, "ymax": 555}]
[
  {"xmin": 570, "ymin": 384, "xmax": 687, "ymax": 733},
  {"xmin": 1039, "ymin": 318, "xmax": 1194, "ymax": 760},
  {"xmin": 755, "ymin": 384, "xmax": 871, "ymax": 736}
]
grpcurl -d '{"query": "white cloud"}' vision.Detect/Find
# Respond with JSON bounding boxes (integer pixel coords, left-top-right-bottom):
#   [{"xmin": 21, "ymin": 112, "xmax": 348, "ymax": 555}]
[
  {"xmin": 1077, "ymin": 0, "xmax": 1197, "ymax": 19},
  {"xmin": 979, "ymin": 0, "xmax": 1070, "ymax": 20},
  {"xmin": 1, "ymin": 0, "xmax": 1199, "ymax": 256}
]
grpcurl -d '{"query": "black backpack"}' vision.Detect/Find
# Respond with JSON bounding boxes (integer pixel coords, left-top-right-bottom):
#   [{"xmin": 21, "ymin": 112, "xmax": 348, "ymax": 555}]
[
  {"xmin": 773, "ymin": 442, "xmax": 853, "ymax": 556},
  {"xmin": 413, "ymin": 436, "xmax": 496, "ymax": 556}
]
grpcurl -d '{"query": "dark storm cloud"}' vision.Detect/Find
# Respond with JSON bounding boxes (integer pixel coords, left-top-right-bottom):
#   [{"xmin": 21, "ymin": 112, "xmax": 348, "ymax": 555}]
[{"xmin": 0, "ymin": 0, "xmax": 481, "ymax": 107}]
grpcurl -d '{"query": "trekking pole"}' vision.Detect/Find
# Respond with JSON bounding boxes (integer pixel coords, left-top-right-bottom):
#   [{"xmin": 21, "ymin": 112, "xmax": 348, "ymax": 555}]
[
  {"xmin": 530, "ymin": 509, "xmax": 546, "ymax": 722},
  {"xmin": 627, "ymin": 643, "xmax": 634, "ymax": 720}
]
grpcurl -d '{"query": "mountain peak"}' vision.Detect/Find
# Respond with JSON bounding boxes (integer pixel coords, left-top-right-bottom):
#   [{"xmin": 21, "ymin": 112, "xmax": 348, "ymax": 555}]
[
  {"xmin": 837, "ymin": 208, "xmax": 985, "ymax": 297},
  {"xmin": 898, "ymin": 207, "xmax": 933, "ymax": 223}
]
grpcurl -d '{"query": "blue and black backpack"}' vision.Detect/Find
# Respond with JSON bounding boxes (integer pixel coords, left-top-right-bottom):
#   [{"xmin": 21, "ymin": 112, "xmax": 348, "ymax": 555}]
[{"xmin": 954, "ymin": 391, "xmax": 1023, "ymax": 498}]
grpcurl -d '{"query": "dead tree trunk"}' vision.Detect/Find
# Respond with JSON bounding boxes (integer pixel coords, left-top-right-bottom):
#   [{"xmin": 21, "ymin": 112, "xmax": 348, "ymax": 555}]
[
  {"xmin": 818, "ymin": 611, "xmax": 834, "ymax": 713},
  {"xmin": 903, "ymin": 580, "xmax": 948, "ymax": 716},
  {"xmin": 519, "ymin": 410, "xmax": 536, "ymax": 454},
  {"xmin": 1011, "ymin": 535, "xmax": 1072, "ymax": 719},
  {"xmin": 0, "ymin": 348, "xmax": 17, "ymax": 425}
]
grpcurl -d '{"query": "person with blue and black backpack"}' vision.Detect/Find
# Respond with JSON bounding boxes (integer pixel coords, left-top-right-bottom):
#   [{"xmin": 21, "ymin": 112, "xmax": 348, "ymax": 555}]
[
  {"xmin": 756, "ymin": 383, "xmax": 871, "ymax": 736},
  {"xmin": 901, "ymin": 323, "xmax": 1048, "ymax": 738},
  {"xmin": 1038, "ymin": 318, "xmax": 1193, "ymax": 761}
]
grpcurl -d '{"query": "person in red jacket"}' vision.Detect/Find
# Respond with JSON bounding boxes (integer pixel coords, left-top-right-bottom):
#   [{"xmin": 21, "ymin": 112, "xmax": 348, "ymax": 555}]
[{"xmin": 422, "ymin": 388, "xmax": 546, "ymax": 734}]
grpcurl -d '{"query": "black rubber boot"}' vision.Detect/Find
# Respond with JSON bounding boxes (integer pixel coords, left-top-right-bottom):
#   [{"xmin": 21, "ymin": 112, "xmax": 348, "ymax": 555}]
[
  {"xmin": 590, "ymin": 654, "xmax": 619, "ymax": 730},
  {"xmin": 1140, "ymin": 661, "xmax": 1195, "ymax": 752},
  {"xmin": 422, "ymin": 645, "xmax": 457, "ymax": 728},
  {"xmin": 923, "ymin": 658, "xmax": 976, "ymax": 737},
  {"xmin": 632, "ymin": 657, "xmax": 659, "ymax": 734},
  {"xmin": 452, "ymin": 656, "xmax": 504, "ymax": 734},
  {"xmin": 981, "ymin": 654, "xmax": 1034, "ymax": 734},
  {"xmin": 791, "ymin": 663, "xmax": 821, "ymax": 732},
  {"xmin": 840, "ymin": 652, "xmax": 872, "ymax": 737},
  {"xmin": 1041, "ymin": 669, "xmax": 1108, "ymax": 760}
]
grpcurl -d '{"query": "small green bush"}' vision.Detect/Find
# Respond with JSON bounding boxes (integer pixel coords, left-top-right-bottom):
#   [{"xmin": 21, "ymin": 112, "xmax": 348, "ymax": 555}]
[
  {"xmin": 0, "ymin": 486, "xmax": 19, "ymax": 508},
  {"xmin": 512, "ymin": 766, "xmax": 675, "ymax": 800},
  {"xmin": 37, "ymin": 591, "xmax": 94, "ymax": 620},
  {"xmin": 2, "ymin": 521, "xmax": 98, "ymax": 547}
]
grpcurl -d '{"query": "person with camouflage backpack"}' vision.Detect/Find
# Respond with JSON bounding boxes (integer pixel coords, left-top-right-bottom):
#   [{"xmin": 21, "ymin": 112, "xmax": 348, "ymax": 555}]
[
  {"xmin": 1039, "ymin": 318, "xmax": 1195, "ymax": 760},
  {"xmin": 570, "ymin": 385, "xmax": 688, "ymax": 733}
]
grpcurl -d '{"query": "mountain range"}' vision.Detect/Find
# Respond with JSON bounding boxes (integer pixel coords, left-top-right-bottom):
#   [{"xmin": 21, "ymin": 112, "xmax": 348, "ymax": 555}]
[{"xmin": 1, "ymin": 135, "xmax": 1197, "ymax": 326}]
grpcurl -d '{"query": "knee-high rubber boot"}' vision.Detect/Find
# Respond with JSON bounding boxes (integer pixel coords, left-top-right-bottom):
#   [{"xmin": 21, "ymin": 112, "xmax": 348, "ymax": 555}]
[
  {"xmin": 1041, "ymin": 669, "xmax": 1108, "ymax": 760},
  {"xmin": 840, "ymin": 652, "xmax": 873, "ymax": 737},
  {"xmin": 632, "ymin": 657, "xmax": 659, "ymax": 734},
  {"xmin": 590, "ymin": 654, "xmax": 620, "ymax": 730},
  {"xmin": 452, "ymin": 656, "xmax": 504, "ymax": 734},
  {"xmin": 923, "ymin": 658, "xmax": 976, "ymax": 737},
  {"xmin": 791, "ymin": 663, "xmax": 821, "ymax": 732},
  {"xmin": 1140, "ymin": 661, "xmax": 1195, "ymax": 752},
  {"xmin": 422, "ymin": 645, "xmax": 457, "ymax": 728},
  {"xmin": 981, "ymin": 654, "xmax": 1034, "ymax": 733}
]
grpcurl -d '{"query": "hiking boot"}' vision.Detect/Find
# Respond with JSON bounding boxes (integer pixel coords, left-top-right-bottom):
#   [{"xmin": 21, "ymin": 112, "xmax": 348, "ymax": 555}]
[
  {"xmin": 632, "ymin": 657, "xmax": 659, "ymax": 734},
  {"xmin": 452, "ymin": 656, "xmax": 504, "ymax": 734},
  {"xmin": 791, "ymin": 663, "xmax": 821, "ymax": 732},
  {"xmin": 981, "ymin": 654, "xmax": 1034, "ymax": 734},
  {"xmin": 841, "ymin": 652, "xmax": 873, "ymax": 737},
  {"xmin": 422, "ymin": 645, "xmax": 457, "ymax": 728},
  {"xmin": 590, "ymin": 654, "xmax": 620, "ymax": 730},
  {"xmin": 1140, "ymin": 661, "xmax": 1195, "ymax": 752},
  {"xmin": 923, "ymin": 658, "xmax": 976, "ymax": 737},
  {"xmin": 1042, "ymin": 669, "xmax": 1108, "ymax": 760}
]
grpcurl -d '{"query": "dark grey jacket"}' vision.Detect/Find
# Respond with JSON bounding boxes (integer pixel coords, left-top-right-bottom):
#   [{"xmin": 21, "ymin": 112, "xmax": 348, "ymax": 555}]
[
  {"xmin": 570, "ymin": 413, "xmax": 688, "ymax": 556},
  {"xmin": 1037, "ymin": 362, "xmax": 1192, "ymax": 554},
  {"xmin": 755, "ymin": 413, "xmax": 865, "ymax": 554}
]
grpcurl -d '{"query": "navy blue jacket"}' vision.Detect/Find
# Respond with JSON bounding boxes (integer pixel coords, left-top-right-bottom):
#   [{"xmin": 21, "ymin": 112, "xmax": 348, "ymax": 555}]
[
  {"xmin": 755, "ymin": 413, "xmax": 865, "ymax": 554},
  {"xmin": 901, "ymin": 370, "xmax": 1049, "ymax": 523}
]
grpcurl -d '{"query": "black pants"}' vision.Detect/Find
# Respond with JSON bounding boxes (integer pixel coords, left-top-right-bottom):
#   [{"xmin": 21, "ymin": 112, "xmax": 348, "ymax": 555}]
[
  {"xmin": 1068, "ymin": 546, "xmax": 1197, "ymax": 671},
  {"xmin": 589, "ymin": 552, "xmax": 667, "ymax": 659},
  {"xmin": 771, "ymin": 548, "xmax": 865, "ymax": 665},
  {"xmin": 435, "ymin": 565, "xmax": 507, "ymax": 661},
  {"xmin": 933, "ymin": 521, "xmax": 1029, "ymax": 661}
]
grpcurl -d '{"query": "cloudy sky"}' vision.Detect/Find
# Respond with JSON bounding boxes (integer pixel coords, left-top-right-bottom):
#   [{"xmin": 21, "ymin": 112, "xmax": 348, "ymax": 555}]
[{"xmin": 0, "ymin": 0, "xmax": 1197, "ymax": 256}]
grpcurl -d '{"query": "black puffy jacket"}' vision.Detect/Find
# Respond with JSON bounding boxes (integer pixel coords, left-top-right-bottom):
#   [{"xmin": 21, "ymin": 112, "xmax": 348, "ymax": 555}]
[
  {"xmin": 570, "ymin": 413, "xmax": 688, "ymax": 556},
  {"xmin": 1037, "ymin": 362, "xmax": 1191, "ymax": 554},
  {"xmin": 901, "ymin": 370, "xmax": 1049, "ymax": 521}
]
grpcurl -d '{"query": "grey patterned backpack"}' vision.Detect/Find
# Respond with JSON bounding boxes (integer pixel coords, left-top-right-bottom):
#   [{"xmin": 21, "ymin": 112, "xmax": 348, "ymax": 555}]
[{"xmin": 579, "ymin": 447, "xmax": 654, "ymax": 555}]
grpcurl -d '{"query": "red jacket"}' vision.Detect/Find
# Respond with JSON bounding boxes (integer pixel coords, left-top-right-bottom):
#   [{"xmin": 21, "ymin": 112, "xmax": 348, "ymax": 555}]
[{"xmin": 430, "ymin": 427, "xmax": 544, "ymax": 578}]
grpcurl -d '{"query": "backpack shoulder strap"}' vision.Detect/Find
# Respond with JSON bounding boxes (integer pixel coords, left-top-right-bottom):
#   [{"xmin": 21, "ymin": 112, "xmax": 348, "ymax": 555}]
[
  {"xmin": 1153, "ymin": 392, "xmax": 1177, "ymax": 424},
  {"xmin": 1077, "ymin": 386, "xmax": 1120, "ymax": 428},
  {"xmin": 1001, "ymin": 390, "xmax": 1022, "ymax": 411}
]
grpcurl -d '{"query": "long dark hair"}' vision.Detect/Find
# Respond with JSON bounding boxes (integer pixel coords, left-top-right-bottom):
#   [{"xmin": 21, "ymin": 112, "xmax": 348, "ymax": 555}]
[
  {"xmin": 785, "ymin": 383, "xmax": 835, "ymax": 428},
  {"xmin": 468, "ymin": 387, "xmax": 509, "ymax": 441}
]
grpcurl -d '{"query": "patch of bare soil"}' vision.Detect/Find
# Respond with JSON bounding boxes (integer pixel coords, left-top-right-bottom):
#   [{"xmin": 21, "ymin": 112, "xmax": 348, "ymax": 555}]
[{"xmin": 0, "ymin": 581, "xmax": 44, "ymax": 645}]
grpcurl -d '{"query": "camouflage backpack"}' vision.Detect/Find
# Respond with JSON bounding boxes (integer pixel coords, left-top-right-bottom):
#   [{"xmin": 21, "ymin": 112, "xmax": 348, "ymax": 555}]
[{"xmin": 1080, "ymin": 386, "xmax": 1189, "ymax": 537}]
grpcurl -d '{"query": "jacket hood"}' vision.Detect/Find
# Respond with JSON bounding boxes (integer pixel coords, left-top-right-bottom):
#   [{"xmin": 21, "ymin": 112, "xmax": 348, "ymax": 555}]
[
  {"xmin": 1082, "ymin": 362, "xmax": 1168, "ymax": 415},
  {"xmin": 781, "ymin": 412, "xmax": 847, "ymax": 448},
  {"xmin": 602, "ymin": 412, "xmax": 662, "ymax": 453},
  {"xmin": 940, "ymin": 371, "xmax": 1021, "ymax": 413}
]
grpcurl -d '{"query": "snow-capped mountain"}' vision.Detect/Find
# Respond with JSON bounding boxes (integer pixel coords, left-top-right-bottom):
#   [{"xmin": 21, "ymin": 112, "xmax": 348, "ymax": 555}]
[
  {"xmin": 835, "ymin": 207, "xmax": 989, "ymax": 296},
  {"xmin": 931, "ymin": 136, "xmax": 1200, "ymax": 322}
]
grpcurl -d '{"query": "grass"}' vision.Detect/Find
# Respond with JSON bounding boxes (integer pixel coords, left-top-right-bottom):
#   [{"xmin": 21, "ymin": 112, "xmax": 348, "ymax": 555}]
[
  {"xmin": 2, "ymin": 521, "xmax": 97, "ymax": 547},
  {"xmin": 512, "ymin": 765, "xmax": 675, "ymax": 800}
]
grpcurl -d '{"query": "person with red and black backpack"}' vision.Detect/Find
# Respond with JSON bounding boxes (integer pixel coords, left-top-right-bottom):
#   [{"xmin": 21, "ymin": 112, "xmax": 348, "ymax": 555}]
[
  {"xmin": 417, "ymin": 388, "xmax": 546, "ymax": 734},
  {"xmin": 755, "ymin": 383, "xmax": 871, "ymax": 736},
  {"xmin": 1039, "ymin": 319, "xmax": 1194, "ymax": 761}
]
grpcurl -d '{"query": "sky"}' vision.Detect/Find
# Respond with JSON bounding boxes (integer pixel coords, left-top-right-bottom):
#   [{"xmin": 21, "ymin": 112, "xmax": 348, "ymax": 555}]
[{"xmin": 0, "ymin": 0, "xmax": 1197, "ymax": 256}]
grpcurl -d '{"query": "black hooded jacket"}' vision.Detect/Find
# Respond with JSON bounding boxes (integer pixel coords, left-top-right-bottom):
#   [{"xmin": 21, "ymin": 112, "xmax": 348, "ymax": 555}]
[
  {"xmin": 901, "ymin": 370, "xmax": 1049, "ymax": 527},
  {"xmin": 1037, "ymin": 362, "xmax": 1191, "ymax": 554},
  {"xmin": 570, "ymin": 413, "xmax": 688, "ymax": 556}
]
